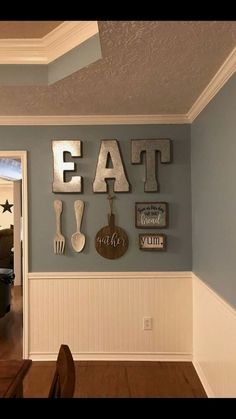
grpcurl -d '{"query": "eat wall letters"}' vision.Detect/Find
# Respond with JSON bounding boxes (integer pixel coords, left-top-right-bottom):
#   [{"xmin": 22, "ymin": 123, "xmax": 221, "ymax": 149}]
[
  {"xmin": 131, "ymin": 139, "xmax": 171, "ymax": 192},
  {"xmin": 93, "ymin": 140, "xmax": 130, "ymax": 193},
  {"xmin": 52, "ymin": 140, "xmax": 82, "ymax": 193},
  {"xmin": 52, "ymin": 138, "xmax": 171, "ymax": 193}
]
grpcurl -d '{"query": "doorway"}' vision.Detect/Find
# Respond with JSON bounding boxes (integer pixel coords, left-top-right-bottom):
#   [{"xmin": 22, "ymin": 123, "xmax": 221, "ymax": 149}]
[{"xmin": 0, "ymin": 152, "xmax": 28, "ymax": 359}]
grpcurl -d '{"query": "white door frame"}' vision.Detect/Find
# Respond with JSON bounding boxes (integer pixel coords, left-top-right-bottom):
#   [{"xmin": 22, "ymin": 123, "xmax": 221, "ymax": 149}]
[{"xmin": 0, "ymin": 151, "xmax": 28, "ymax": 358}]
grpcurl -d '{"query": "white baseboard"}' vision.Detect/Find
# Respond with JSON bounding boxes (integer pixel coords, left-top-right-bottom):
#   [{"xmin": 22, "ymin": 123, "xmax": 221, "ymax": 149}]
[
  {"xmin": 193, "ymin": 360, "xmax": 215, "ymax": 398},
  {"xmin": 29, "ymin": 352, "xmax": 192, "ymax": 362}
]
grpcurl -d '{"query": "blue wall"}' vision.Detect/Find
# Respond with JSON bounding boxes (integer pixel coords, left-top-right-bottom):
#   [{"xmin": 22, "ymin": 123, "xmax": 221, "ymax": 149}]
[
  {"xmin": 0, "ymin": 124, "xmax": 191, "ymax": 272},
  {"xmin": 191, "ymin": 74, "xmax": 236, "ymax": 307}
]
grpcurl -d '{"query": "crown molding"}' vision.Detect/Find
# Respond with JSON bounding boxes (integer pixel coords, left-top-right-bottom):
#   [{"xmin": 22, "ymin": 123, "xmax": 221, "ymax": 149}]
[
  {"xmin": 44, "ymin": 21, "xmax": 99, "ymax": 64},
  {"xmin": 0, "ymin": 46, "xmax": 235, "ymax": 122},
  {"xmin": 0, "ymin": 114, "xmax": 189, "ymax": 125},
  {"xmin": 0, "ymin": 21, "xmax": 99, "ymax": 64},
  {"xmin": 188, "ymin": 47, "xmax": 236, "ymax": 123}
]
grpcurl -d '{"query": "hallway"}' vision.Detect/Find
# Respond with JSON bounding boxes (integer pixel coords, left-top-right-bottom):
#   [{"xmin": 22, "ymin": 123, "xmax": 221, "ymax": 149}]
[{"xmin": 0, "ymin": 286, "xmax": 22, "ymax": 359}]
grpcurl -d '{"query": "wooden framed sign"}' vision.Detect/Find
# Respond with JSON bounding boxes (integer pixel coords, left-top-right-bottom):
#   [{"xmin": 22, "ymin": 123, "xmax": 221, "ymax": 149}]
[
  {"xmin": 139, "ymin": 234, "xmax": 166, "ymax": 251},
  {"xmin": 135, "ymin": 202, "xmax": 168, "ymax": 228}
]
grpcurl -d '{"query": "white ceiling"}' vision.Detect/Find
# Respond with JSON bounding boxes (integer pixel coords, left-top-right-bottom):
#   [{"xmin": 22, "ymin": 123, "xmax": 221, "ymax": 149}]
[{"xmin": 0, "ymin": 20, "xmax": 235, "ymax": 117}]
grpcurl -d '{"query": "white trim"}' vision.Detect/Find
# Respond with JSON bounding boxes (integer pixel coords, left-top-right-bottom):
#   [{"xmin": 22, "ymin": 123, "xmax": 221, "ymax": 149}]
[
  {"xmin": 192, "ymin": 273, "xmax": 236, "ymax": 398},
  {"xmin": 193, "ymin": 360, "xmax": 215, "ymax": 398},
  {"xmin": 0, "ymin": 182, "xmax": 13, "ymax": 187},
  {"xmin": 0, "ymin": 151, "xmax": 28, "ymax": 358},
  {"xmin": 28, "ymin": 271, "xmax": 192, "ymax": 280},
  {"xmin": 0, "ymin": 21, "xmax": 99, "ymax": 64},
  {"xmin": 44, "ymin": 21, "xmax": 99, "ymax": 64},
  {"xmin": 0, "ymin": 38, "xmax": 44, "ymax": 64},
  {"xmin": 21, "ymin": 151, "xmax": 28, "ymax": 359},
  {"xmin": 29, "ymin": 352, "xmax": 192, "ymax": 362},
  {"xmin": 192, "ymin": 273, "xmax": 236, "ymax": 318},
  {"xmin": 188, "ymin": 47, "xmax": 236, "ymax": 122},
  {"xmin": 0, "ymin": 114, "xmax": 189, "ymax": 126}
]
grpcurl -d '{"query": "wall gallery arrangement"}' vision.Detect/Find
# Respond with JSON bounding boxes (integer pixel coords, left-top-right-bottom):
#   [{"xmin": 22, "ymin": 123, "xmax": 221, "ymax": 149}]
[{"xmin": 52, "ymin": 138, "xmax": 172, "ymax": 257}]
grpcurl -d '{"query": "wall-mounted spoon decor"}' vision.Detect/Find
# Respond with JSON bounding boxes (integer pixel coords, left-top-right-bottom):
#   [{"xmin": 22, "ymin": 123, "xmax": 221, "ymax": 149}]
[
  {"xmin": 53, "ymin": 200, "xmax": 65, "ymax": 254},
  {"xmin": 71, "ymin": 200, "xmax": 86, "ymax": 252},
  {"xmin": 95, "ymin": 194, "xmax": 128, "ymax": 259}
]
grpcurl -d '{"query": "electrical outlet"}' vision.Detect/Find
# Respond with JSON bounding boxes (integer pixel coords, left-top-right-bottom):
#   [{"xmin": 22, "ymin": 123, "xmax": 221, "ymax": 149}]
[{"xmin": 143, "ymin": 317, "xmax": 153, "ymax": 330}]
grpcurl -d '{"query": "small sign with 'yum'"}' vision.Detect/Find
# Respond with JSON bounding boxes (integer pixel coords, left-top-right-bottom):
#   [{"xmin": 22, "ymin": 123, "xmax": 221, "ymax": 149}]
[{"xmin": 139, "ymin": 234, "xmax": 166, "ymax": 251}]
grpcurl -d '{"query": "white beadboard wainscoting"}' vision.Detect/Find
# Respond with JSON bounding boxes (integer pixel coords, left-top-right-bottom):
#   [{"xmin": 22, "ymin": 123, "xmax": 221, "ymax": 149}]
[
  {"xmin": 193, "ymin": 274, "xmax": 236, "ymax": 398},
  {"xmin": 28, "ymin": 272, "xmax": 192, "ymax": 361}
]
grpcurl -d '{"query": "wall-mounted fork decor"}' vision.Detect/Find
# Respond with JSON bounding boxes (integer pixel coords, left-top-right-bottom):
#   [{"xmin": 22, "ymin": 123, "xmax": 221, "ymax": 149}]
[{"xmin": 53, "ymin": 200, "xmax": 65, "ymax": 254}]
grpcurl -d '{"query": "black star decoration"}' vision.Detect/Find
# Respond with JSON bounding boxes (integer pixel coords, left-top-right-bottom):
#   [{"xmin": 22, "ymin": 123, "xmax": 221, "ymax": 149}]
[{"xmin": 1, "ymin": 199, "xmax": 13, "ymax": 213}]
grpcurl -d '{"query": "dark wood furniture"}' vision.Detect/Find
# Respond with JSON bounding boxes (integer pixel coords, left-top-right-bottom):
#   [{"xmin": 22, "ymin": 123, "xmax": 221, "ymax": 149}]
[
  {"xmin": 48, "ymin": 344, "xmax": 75, "ymax": 398},
  {"xmin": 0, "ymin": 227, "xmax": 14, "ymax": 318},
  {"xmin": 0, "ymin": 359, "xmax": 32, "ymax": 398},
  {"xmin": 0, "ymin": 228, "xmax": 14, "ymax": 269},
  {"xmin": 0, "ymin": 268, "xmax": 15, "ymax": 318}
]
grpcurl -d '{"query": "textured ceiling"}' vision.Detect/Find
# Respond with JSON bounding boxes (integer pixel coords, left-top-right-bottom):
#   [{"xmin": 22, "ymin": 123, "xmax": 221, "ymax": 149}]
[
  {"xmin": 0, "ymin": 21, "xmax": 235, "ymax": 115},
  {"xmin": 0, "ymin": 21, "xmax": 63, "ymax": 38}
]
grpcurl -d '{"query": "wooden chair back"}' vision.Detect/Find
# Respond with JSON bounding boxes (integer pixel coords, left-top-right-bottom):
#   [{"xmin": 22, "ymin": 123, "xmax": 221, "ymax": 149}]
[{"xmin": 48, "ymin": 344, "xmax": 75, "ymax": 398}]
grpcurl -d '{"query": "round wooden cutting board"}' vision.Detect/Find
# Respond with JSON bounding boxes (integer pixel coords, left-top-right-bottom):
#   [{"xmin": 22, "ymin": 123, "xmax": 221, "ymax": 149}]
[{"xmin": 95, "ymin": 213, "xmax": 128, "ymax": 259}]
